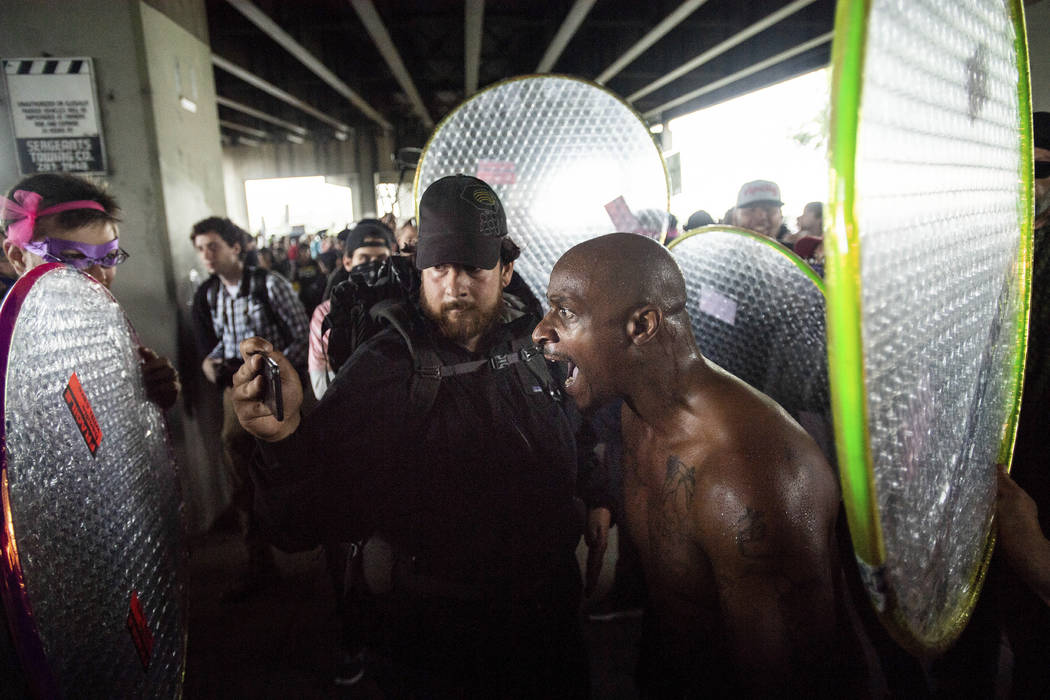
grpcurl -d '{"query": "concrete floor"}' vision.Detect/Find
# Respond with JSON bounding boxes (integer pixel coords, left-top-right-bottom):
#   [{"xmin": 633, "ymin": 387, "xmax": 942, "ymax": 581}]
[{"xmin": 183, "ymin": 526, "xmax": 642, "ymax": 699}]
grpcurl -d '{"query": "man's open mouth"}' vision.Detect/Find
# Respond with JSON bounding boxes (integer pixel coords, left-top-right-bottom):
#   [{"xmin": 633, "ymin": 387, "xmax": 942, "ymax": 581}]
[{"xmin": 564, "ymin": 360, "xmax": 580, "ymax": 388}]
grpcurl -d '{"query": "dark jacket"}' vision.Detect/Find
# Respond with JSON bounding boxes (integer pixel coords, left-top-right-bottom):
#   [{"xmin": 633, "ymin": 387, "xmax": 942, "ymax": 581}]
[
  {"xmin": 253, "ymin": 308, "xmax": 608, "ymax": 584},
  {"xmin": 252, "ymin": 307, "xmax": 600, "ymax": 695}
]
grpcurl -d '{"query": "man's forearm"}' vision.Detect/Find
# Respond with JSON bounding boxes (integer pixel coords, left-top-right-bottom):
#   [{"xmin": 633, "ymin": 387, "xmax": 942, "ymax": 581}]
[{"xmin": 1021, "ymin": 537, "xmax": 1050, "ymax": 607}]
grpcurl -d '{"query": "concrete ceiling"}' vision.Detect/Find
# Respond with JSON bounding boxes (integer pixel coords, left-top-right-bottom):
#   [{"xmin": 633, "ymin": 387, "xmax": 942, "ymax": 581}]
[{"xmin": 206, "ymin": 0, "xmax": 836, "ymax": 149}]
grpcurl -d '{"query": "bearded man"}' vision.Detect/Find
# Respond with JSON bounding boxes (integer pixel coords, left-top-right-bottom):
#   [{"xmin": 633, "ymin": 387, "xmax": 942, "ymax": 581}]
[{"xmin": 232, "ymin": 175, "xmax": 611, "ymax": 697}]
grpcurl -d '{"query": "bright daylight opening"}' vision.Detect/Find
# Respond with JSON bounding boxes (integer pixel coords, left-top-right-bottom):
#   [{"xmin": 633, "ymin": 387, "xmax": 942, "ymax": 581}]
[
  {"xmin": 244, "ymin": 176, "xmax": 354, "ymax": 239},
  {"xmin": 668, "ymin": 67, "xmax": 830, "ymax": 230}
]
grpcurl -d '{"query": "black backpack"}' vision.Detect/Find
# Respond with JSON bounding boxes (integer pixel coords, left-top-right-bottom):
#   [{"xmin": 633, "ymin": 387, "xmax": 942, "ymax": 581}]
[{"xmin": 322, "ymin": 255, "xmax": 561, "ymax": 421}]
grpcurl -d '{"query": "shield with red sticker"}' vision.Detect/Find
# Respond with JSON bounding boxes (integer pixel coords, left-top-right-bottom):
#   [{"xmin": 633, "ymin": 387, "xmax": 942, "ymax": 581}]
[{"xmin": 0, "ymin": 263, "xmax": 185, "ymax": 696}]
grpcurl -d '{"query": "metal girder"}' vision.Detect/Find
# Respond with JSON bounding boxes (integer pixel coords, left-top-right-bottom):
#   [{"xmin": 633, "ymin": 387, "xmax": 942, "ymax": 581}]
[
  {"xmin": 628, "ymin": 0, "xmax": 819, "ymax": 102},
  {"xmin": 225, "ymin": 0, "xmax": 392, "ymax": 130},
  {"xmin": 642, "ymin": 31, "xmax": 834, "ymax": 119},
  {"xmin": 536, "ymin": 0, "xmax": 597, "ymax": 73},
  {"xmin": 465, "ymin": 0, "xmax": 484, "ymax": 96},
  {"xmin": 595, "ymin": 0, "xmax": 710, "ymax": 85},
  {"xmin": 350, "ymin": 0, "xmax": 434, "ymax": 129},
  {"xmin": 211, "ymin": 54, "xmax": 351, "ymax": 133},
  {"xmin": 215, "ymin": 95, "xmax": 308, "ymax": 136}
]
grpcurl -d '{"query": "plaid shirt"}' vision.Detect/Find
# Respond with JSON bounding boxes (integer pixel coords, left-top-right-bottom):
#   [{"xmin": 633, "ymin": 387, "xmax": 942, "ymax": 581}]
[{"xmin": 205, "ymin": 269, "xmax": 309, "ymax": 368}]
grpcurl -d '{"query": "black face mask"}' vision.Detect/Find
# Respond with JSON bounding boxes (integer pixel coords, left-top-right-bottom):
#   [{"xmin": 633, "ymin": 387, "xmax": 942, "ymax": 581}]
[{"xmin": 348, "ymin": 255, "xmax": 420, "ymax": 298}]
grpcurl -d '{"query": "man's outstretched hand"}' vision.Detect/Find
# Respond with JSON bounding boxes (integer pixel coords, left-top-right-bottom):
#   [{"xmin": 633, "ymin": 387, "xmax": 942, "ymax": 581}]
[
  {"xmin": 139, "ymin": 346, "xmax": 179, "ymax": 410},
  {"xmin": 233, "ymin": 337, "xmax": 303, "ymax": 442}
]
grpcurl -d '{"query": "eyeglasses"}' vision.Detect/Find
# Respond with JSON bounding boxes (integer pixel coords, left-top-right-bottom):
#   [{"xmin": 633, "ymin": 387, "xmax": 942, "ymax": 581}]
[{"xmin": 24, "ymin": 237, "xmax": 130, "ymax": 270}]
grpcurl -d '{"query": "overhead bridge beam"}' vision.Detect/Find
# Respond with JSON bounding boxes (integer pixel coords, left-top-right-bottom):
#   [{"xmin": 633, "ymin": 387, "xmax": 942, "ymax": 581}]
[
  {"xmin": 595, "ymin": 0, "xmax": 710, "ymax": 85},
  {"xmin": 536, "ymin": 0, "xmax": 597, "ymax": 73},
  {"xmin": 216, "ymin": 95, "xmax": 308, "ymax": 136},
  {"xmin": 628, "ymin": 0, "xmax": 819, "ymax": 103},
  {"xmin": 211, "ymin": 54, "xmax": 351, "ymax": 133},
  {"xmin": 465, "ymin": 0, "xmax": 484, "ymax": 97},
  {"xmin": 225, "ymin": 0, "xmax": 392, "ymax": 131},
  {"xmin": 219, "ymin": 119, "xmax": 269, "ymax": 140},
  {"xmin": 642, "ymin": 31, "xmax": 834, "ymax": 120},
  {"xmin": 350, "ymin": 0, "xmax": 433, "ymax": 129}
]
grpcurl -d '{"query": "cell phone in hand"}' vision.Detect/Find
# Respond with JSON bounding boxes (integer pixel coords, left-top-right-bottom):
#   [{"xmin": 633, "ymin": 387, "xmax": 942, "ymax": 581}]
[{"xmin": 257, "ymin": 354, "xmax": 284, "ymax": 422}]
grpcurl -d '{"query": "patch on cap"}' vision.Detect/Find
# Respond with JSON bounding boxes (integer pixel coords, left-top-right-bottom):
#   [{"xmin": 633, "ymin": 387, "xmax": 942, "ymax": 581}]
[
  {"xmin": 463, "ymin": 184, "xmax": 498, "ymax": 209},
  {"xmin": 461, "ymin": 182, "xmax": 503, "ymax": 238}
]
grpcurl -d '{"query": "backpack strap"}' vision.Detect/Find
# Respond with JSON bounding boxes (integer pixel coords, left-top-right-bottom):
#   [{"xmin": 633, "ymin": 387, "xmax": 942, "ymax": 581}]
[
  {"xmin": 371, "ymin": 300, "xmax": 444, "ymax": 426},
  {"xmin": 369, "ymin": 302, "xmax": 563, "ymax": 425},
  {"xmin": 205, "ymin": 275, "xmax": 220, "ymax": 311},
  {"xmin": 249, "ymin": 268, "xmax": 294, "ymax": 352}
]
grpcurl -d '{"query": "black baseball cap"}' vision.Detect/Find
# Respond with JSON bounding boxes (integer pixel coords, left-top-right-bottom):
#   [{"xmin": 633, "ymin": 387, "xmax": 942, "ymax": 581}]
[
  {"xmin": 343, "ymin": 225, "xmax": 392, "ymax": 256},
  {"xmin": 416, "ymin": 175, "xmax": 507, "ymax": 270}
]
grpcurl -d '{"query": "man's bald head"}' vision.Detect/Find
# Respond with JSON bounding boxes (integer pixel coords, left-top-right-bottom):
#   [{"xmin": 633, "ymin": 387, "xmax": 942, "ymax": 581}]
[
  {"xmin": 554, "ymin": 232, "xmax": 688, "ymax": 322},
  {"xmin": 536, "ymin": 232, "xmax": 696, "ymax": 410}
]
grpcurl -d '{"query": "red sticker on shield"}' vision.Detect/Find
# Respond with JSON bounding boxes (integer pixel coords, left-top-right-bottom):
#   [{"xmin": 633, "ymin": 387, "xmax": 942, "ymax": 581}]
[
  {"xmin": 476, "ymin": 159, "xmax": 517, "ymax": 184},
  {"xmin": 63, "ymin": 372, "xmax": 102, "ymax": 456},
  {"xmin": 126, "ymin": 590, "xmax": 154, "ymax": 670}
]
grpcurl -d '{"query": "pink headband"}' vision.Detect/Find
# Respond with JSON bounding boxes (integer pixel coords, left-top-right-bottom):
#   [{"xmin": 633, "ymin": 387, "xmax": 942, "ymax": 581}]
[{"xmin": 0, "ymin": 189, "xmax": 107, "ymax": 248}]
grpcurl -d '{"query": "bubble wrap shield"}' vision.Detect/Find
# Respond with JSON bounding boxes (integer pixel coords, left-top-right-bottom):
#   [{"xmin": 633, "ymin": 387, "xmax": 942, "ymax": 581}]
[
  {"xmin": 416, "ymin": 75, "xmax": 670, "ymax": 302},
  {"xmin": 668, "ymin": 228, "xmax": 831, "ymax": 457},
  {"xmin": 826, "ymin": 0, "xmax": 1032, "ymax": 652},
  {"xmin": 0, "ymin": 265, "xmax": 185, "ymax": 696}
]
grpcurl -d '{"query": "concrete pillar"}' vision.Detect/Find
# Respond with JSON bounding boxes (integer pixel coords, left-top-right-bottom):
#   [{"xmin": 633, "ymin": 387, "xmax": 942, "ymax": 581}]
[
  {"xmin": 1028, "ymin": 0, "xmax": 1050, "ymax": 113},
  {"xmin": 0, "ymin": 0, "xmax": 228, "ymax": 534}
]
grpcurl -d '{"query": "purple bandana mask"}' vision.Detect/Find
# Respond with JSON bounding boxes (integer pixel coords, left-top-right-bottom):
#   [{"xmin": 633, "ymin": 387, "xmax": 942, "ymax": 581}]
[{"xmin": 23, "ymin": 237, "xmax": 128, "ymax": 270}]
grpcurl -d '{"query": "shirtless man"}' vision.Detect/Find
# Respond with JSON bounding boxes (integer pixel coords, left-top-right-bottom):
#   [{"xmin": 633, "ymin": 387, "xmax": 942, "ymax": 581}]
[{"xmin": 533, "ymin": 233, "xmax": 864, "ymax": 696}]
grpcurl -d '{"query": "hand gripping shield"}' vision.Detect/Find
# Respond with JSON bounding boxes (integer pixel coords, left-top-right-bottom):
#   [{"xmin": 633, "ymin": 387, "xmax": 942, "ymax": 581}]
[
  {"xmin": 668, "ymin": 227, "xmax": 832, "ymax": 459},
  {"xmin": 416, "ymin": 74, "xmax": 671, "ymax": 302},
  {"xmin": 0, "ymin": 264, "xmax": 185, "ymax": 696},
  {"xmin": 826, "ymin": 0, "xmax": 1033, "ymax": 653}
]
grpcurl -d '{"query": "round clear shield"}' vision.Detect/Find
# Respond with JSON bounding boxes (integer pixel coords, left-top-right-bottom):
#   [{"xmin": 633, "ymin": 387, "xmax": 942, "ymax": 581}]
[
  {"xmin": 827, "ymin": 0, "xmax": 1030, "ymax": 651},
  {"xmin": 668, "ymin": 227, "xmax": 832, "ymax": 459},
  {"xmin": 416, "ymin": 75, "xmax": 670, "ymax": 301},
  {"xmin": 0, "ymin": 265, "xmax": 184, "ymax": 696}
]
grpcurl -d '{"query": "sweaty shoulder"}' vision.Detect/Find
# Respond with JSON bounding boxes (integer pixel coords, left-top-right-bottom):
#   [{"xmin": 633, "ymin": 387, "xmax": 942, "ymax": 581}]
[{"xmin": 690, "ymin": 369, "xmax": 839, "ymax": 550}]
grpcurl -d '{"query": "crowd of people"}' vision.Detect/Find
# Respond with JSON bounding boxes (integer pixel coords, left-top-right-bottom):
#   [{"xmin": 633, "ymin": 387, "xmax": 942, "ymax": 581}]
[
  {"xmin": 677, "ymin": 178, "xmax": 826, "ymax": 274},
  {"xmin": 0, "ymin": 109, "xmax": 1046, "ymax": 697}
]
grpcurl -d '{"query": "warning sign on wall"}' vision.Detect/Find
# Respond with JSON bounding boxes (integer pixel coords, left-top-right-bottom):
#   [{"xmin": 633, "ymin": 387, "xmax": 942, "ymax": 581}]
[{"xmin": 3, "ymin": 57, "xmax": 108, "ymax": 175}]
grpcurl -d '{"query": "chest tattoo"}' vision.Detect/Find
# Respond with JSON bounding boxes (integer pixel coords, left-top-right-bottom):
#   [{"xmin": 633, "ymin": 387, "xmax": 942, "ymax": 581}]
[{"xmin": 654, "ymin": 455, "xmax": 696, "ymax": 537}]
